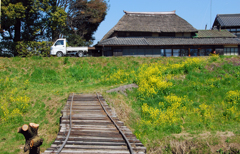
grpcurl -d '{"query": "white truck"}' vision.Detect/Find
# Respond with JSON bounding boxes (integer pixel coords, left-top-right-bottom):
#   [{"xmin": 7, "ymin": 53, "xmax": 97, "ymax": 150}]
[{"xmin": 50, "ymin": 38, "xmax": 88, "ymax": 57}]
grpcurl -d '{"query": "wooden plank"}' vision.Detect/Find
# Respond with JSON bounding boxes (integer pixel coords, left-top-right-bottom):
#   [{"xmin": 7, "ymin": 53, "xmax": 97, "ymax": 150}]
[
  {"xmin": 60, "ymin": 128, "xmax": 133, "ymax": 134},
  {"xmin": 61, "ymin": 116, "xmax": 109, "ymax": 120},
  {"xmin": 60, "ymin": 129, "xmax": 118, "ymax": 133},
  {"xmin": 58, "ymin": 132, "xmax": 123, "ymax": 138},
  {"xmin": 55, "ymin": 136, "xmax": 142, "ymax": 143},
  {"xmin": 43, "ymin": 149, "xmax": 130, "ymax": 154},
  {"xmin": 53, "ymin": 141, "xmax": 127, "ymax": 145},
  {"xmin": 52, "ymin": 141, "xmax": 144, "ymax": 146},
  {"xmin": 62, "ymin": 109, "xmax": 106, "ymax": 112},
  {"xmin": 60, "ymin": 124, "xmax": 116, "ymax": 129},
  {"xmin": 55, "ymin": 136, "xmax": 140, "ymax": 142},
  {"xmin": 61, "ymin": 122, "xmax": 124, "ymax": 127},
  {"xmin": 62, "ymin": 120, "xmax": 112, "ymax": 123},
  {"xmin": 61, "ymin": 114, "xmax": 107, "ymax": 117},
  {"xmin": 59, "ymin": 129, "xmax": 134, "ymax": 136},
  {"xmin": 46, "ymin": 146, "xmax": 146, "ymax": 152},
  {"xmin": 50, "ymin": 144, "xmax": 128, "ymax": 150},
  {"xmin": 61, "ymin": 127, "xmax": 117, "ymax": 131},
  {"xmin": 55, "ymin": 136, "xmax": 126, "ymax": 142}
]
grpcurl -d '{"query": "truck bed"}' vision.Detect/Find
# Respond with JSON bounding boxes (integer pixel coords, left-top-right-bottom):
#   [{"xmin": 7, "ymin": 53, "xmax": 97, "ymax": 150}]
[{"xmin": 66, "ymin": 47, "xmax": 88, "ymax": 52}]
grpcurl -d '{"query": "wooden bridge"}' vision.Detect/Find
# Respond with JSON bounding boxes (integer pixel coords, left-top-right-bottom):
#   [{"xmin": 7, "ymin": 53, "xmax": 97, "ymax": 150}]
[{"xmin": 43, "ymin": 93, "xmax": 146, "ymax": 154}]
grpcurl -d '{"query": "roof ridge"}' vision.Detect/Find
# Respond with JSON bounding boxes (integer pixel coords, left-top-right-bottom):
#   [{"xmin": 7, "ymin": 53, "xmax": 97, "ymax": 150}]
[
  {"xmin": 217, "ymin": 13, "xmax": 240, "ymax": 17},
  {"xmin": 123, "ymin": 10, "xmax": 176, "ymax": 15}
]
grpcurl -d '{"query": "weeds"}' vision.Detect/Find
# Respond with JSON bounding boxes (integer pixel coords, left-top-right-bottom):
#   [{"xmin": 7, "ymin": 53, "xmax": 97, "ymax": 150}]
[
  {"xmin": 63, "ymin": 57, "xmax": 69, "ymax": 65},
  {"xmin": 102, "ymin": 56, "xmax": 240, "ymax": 150},
  {"xmin": 0, "ymin": 56, "xmax": 240, "ymax": 153}
]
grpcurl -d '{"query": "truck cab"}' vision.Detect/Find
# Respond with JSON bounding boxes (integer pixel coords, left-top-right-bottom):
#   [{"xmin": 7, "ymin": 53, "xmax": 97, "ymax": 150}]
[{"xmin": 50, "ymin": 39, "xmax": 67, "ymax": 57}]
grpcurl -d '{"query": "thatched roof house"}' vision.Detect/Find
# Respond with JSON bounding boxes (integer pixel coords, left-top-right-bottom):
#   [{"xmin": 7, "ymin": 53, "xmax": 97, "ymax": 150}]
[
  {"xmin": 96, "ymin": 11, "xmax": 240, "ymax": 57},
  {"xmin": 101, "ymin": 11, "xmax": 197, "ymax": 41}
]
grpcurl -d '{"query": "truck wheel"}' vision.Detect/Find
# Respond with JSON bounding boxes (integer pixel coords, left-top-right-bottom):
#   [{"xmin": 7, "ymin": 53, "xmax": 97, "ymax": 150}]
[
  {"xmin": 77, "ymin": 51, "xmax": 83, "ymax": 57},
  {"xmin": 56, "ymin": 51, "xmax": 63, "ymax": 57}
]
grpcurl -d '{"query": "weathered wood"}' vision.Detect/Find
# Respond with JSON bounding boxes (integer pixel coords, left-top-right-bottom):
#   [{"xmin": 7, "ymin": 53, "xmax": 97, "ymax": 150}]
[
  {"xmin": 43, "ymin": 94, "xmax": 146, "ymax": 154},
  {"xmin": 52, "ymin": 141, "xmax": 144, "ymax": 147},
  {"xmin": 18, "ymin": 123, "xmax": 43, "ymax": 154},
  {"xmin": 44, "ymin": 149, "xmax": 130, "ymax": 154},
  {"xmin": 30, "ymin": 136, "xmax": 43, "ymax": 148},
  {"xmin": 29, "ymin": 123, "xmax": 39, "ymax": 129},
  {"xmin": 51, "ymin": 144, "xmax": 128, "ymax": 149},
  {"xmin": 55, "ymin": 136, "xmax": 142, "ymax": 143},
  {"xmin": 48, "ymin": 145, "xmax": 146, "ymax": 152}
]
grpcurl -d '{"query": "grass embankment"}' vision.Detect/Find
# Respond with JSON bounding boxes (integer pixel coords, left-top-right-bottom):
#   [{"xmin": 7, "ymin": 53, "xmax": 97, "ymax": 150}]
[{"xmin": 0, "ymin": 56, "xmax": 240, "ymax": 153}]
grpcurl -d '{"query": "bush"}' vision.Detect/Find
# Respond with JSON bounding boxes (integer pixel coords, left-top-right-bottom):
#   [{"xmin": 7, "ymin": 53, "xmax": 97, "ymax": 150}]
[{"xmin": 16, "ymin": 41, "xmax": 53, "ymax": 57}]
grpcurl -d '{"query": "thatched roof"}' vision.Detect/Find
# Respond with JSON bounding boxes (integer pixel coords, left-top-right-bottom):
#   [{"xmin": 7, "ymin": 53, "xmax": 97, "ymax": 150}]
[{"xmin": 101, "ymin": 11, "xmax": 198, "ymax": 41}]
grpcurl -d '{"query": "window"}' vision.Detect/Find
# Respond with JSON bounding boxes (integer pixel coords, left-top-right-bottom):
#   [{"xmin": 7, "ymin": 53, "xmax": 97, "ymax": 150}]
[
  {"xmin": 236, "ymin": 33, "xmax": 240, "ymax": 38},
  {"xmin": 235, "ymin": 48, "xmax": 238, "ymax": 55},
  {"xmin": 165, "ymin": 49, "xmax": 172, "ymax": 57},
  {"xmin": 199, "ymin": 49, "xmax": 205, "ymax": 56},
  {"xmin": 224, "ymin": 47, "xmax": 238, "ymax": 55},
  {"xmin": 161, "ymin": 49, "xmax": 164, "ymax": 56},
  {"xmin": 173, "ymin": 49, "xmax": 180, "ymax": 57},
  {"xmin": 190, "ymin": 49, "xmax": 198, "ymax": 56},
  {"xmin": 231, "ymin": 48, "xmax": 235, "ymax": 55},
  {"xmin": 152, "ymin": 49, "xmax": 162, "ymax": 56},
  {"xmin": 180, "ymin": 49, "xmax": 188, "ymax": 56},
  {"xmin": 226, "ymin": 48, "xmax": 230, "ymax": 55},
  {"xmin": 55, "ymin": 40, "xmax": 64, "ymax": 46},
  {"xmin": 206, "ymin": 49, "xmax": 212, "ymax": 56}
]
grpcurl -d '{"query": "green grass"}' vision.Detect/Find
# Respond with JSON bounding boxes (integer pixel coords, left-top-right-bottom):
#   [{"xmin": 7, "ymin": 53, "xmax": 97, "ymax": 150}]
[{"xmin": 0, "ymin": 56, "xmax": 240, "ymax": 153}]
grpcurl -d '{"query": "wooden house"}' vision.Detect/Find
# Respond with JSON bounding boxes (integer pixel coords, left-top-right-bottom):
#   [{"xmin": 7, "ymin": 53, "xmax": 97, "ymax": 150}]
[
  {"xmin": 212, "ymin": 14, "xmax": 240, "ymax": 38},
  {"xmin": 96, "ymin": 11, "xmax": 240, "ymax": 57}
]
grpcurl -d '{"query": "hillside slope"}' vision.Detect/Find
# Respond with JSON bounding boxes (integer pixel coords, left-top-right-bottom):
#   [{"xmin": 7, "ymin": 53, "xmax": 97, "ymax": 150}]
[{"xmin": 0, "ymin": 56, "xmax": 240, "ymax": 153}]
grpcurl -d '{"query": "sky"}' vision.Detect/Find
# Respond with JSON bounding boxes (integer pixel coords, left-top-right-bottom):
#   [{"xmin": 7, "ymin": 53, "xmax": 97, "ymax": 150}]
[{"xmin": 92, "ymin": 0, "xmax": 240, "ymax": 45}]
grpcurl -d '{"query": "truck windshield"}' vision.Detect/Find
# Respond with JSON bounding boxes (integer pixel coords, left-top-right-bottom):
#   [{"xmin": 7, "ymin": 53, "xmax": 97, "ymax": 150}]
[{"xmin": 55, "ymin": 40, "xmax": 64, "ymax": 46}]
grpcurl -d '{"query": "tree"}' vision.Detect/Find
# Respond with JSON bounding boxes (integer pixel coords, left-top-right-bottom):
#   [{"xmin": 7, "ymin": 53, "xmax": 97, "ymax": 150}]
[
  {"xmin": 66, "ymin": 0, "xmax": 108, "ymax": 45},
  {"xmin": 0, "ymin": 0, "xmax": 108, "ymax": 56},
  {"xmin": 65, "ymin": 33, "xmax": 92, "ymax": 47},
  {"xmin": 1, "ymin": 1, "xmax": 26, "ymax": 43},
  {"xmin": 1, "ymin": 0, "xmax": 67, "ymax": 55},
  {"xmin": 43, "ymin": 0, "xmax": 68, "ymax": 41}
]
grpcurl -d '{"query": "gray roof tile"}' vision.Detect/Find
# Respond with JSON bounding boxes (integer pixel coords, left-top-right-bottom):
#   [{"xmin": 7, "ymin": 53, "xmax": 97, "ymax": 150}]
[
  {"xmin": 215, "ymin": 14, "xmax": 240, "ymax": 27},
  {"xmin": 98, "ymin": 37, "xmax": 240, "ymax": 46}
]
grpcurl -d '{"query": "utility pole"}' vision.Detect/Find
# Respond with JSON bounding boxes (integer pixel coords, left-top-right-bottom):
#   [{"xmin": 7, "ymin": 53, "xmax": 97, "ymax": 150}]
[{"xmin": 210, "ymin": 0, "xmax": 212, "ymax": 29}]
